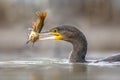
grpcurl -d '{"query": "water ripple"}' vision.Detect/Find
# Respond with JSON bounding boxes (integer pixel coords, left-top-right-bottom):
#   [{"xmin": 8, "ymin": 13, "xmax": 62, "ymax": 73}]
[{"xmin": 0, "ymin": 58, "xmax": 120, "ymax": 68}]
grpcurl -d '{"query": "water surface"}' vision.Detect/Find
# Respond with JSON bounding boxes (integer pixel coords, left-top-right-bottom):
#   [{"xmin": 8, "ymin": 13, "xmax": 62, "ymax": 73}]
[{"xmin": 0, "ymin": 59, "xmax": 120, "ymax": 80}]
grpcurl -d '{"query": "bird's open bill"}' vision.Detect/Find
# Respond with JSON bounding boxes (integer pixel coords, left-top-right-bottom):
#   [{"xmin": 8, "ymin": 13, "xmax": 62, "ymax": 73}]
[
  {"xmin": 39, "ymin": 31, "xmax": 62, "ymax": 40},
  {"xmin": 39, "ymin": 32, "xmax": 56, "ymax": 40}
]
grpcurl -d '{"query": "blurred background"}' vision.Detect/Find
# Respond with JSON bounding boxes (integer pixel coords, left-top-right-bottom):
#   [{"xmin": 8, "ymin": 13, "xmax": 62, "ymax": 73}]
[{"xmin": 0, "ymin": 0, "xmax": 120, "ymax": 60}]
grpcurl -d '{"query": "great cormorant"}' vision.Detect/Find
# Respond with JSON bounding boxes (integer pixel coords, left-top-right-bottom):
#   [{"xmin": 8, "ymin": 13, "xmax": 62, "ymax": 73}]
[{"xmin": 39, "ymin": 25, "xmax": 120, "ymax": 63}]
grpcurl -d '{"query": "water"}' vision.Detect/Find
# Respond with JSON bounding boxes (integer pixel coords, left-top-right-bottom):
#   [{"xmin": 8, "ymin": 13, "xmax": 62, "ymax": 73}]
[{"xmin": 0, "ymin": 58, "xmax": 120, "ymax": 80}]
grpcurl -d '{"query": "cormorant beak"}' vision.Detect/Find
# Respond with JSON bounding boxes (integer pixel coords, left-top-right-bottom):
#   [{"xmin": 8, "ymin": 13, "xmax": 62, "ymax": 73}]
[{"xmin": 39, "ymin": 31, "xmax": 62, "ymax": 40}]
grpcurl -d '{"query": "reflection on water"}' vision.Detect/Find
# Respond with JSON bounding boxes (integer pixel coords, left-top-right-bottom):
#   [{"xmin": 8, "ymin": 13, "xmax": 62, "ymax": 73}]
[{"xmin": 0, "ymin": 60, "xmax": 120, "ymax": 80}]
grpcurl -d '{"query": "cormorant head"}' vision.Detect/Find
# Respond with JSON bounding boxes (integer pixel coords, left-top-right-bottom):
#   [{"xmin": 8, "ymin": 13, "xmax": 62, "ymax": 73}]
[{"xmin": 40, "ymin": 25, "xmax": 86, "ymax": 44}]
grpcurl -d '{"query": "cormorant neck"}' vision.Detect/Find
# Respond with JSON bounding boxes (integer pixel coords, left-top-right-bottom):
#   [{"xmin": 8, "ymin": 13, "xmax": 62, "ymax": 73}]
[{"xmin": 69, "ymin": 38, "xmax": 87, "ymax": 63}]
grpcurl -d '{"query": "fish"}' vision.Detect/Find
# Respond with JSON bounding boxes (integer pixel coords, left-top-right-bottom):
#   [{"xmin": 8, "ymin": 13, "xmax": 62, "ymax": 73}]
[{"xmin": 26, "ymin": 11, "xmax": 47, "ymax": 44}]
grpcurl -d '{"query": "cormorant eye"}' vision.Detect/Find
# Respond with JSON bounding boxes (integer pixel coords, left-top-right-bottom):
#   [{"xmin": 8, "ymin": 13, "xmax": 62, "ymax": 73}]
[
  {"xmin": 51, "ymin": 29, "xmax": 58, "ymax": 33},
  {"xmin": 50, "ymin": 28, "xmax": 59, "ymax": 33},
  {"xmin": 54, "ymin": 29, "xmax": 58, "ymax": 32}
]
